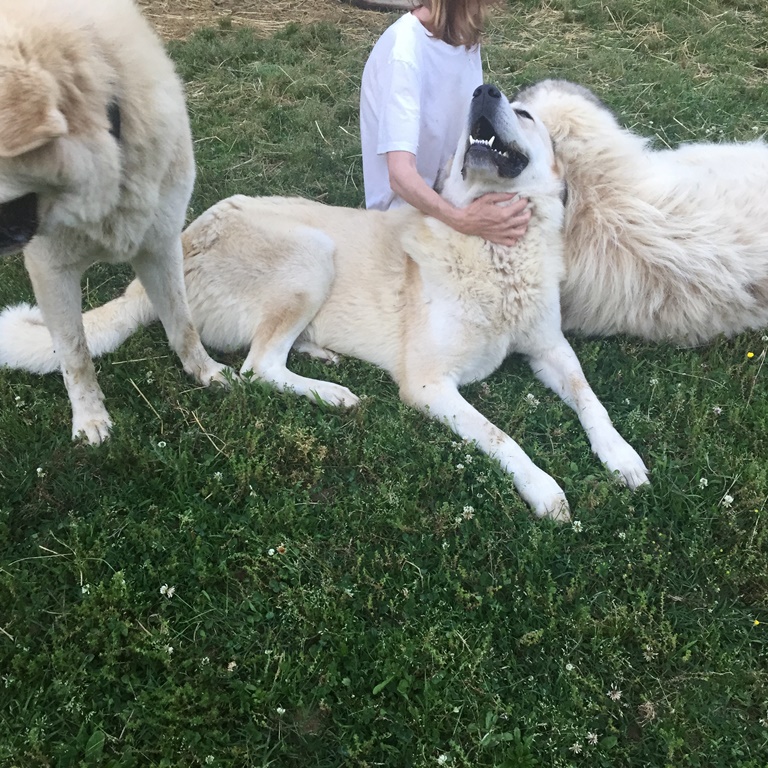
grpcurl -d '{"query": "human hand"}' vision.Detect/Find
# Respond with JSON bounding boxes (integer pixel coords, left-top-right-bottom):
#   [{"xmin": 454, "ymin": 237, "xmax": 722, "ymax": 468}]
[{"xmin": 452, "ymin": 193, "xmax": 531, "ymax": 246}]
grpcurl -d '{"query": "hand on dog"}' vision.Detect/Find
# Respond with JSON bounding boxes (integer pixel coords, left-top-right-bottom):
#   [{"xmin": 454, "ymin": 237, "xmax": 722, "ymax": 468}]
[{"xmin": 452, "ymin": 193, "xmax": 531, "ymax": 246}]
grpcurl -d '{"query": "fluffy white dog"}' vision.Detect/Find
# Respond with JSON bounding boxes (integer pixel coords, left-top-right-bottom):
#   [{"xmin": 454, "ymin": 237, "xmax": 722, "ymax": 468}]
[
  {"xmin": 516, "ymin": 79, "xmax": 768, "ymax": 346},
  {"xmin": 0, "ymin": 84, "xmax": 650, "ymax": 520}
]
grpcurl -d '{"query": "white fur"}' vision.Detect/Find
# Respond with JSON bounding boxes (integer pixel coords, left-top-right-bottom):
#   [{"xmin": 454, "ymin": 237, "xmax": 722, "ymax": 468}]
[
  {"xmin": 0, "ymin": 0, "xmax": 228, "ymax": 444},
  {"xmin": 517, "ymin": 79, "xmax": 768, "ymax": 345},
  {"xmin": 8, "ymin": 86, "xmax": 649, "ymax": 519}
]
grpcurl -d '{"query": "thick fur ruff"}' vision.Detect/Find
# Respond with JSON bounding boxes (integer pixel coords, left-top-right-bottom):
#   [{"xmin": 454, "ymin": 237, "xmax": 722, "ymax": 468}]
[{"xmin": 517, "ymin": 79, "xmax": 768, "ymax": 345}]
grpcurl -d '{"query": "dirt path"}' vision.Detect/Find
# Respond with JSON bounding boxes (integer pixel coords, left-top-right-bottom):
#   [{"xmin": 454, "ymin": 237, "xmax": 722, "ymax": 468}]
[{"xmin": 137, "ymin": 0, "xmax": 389, "ymax": 40}]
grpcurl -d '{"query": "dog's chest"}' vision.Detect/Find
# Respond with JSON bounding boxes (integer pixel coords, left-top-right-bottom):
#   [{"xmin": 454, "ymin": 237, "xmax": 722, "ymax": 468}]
[{"xmin": 423, "ymin": 236, "xmax": 554, "ymax": 333}]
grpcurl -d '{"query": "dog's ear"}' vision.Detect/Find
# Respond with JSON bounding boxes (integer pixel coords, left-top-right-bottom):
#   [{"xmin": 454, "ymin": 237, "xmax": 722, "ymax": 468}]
[{"xmin": 0, "ymin": 68, "xmax": 68, "ymax": 157}]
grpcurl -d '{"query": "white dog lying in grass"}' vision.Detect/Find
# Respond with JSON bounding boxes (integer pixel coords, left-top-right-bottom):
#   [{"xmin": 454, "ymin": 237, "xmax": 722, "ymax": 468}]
[
  {"xmin": 517, "ymin": 79, "xmax": 768, "ymax": 345},
  {"xmin": 0, "ymin": 84, "xmax": 650, "ymax": 521}
]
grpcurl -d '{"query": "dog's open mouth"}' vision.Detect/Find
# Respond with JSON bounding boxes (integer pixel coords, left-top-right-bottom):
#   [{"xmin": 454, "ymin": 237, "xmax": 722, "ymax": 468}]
[
  {"xmin": 0, "ymin": 193, "xmax": 39, "ymax": 256},
  {"xmin": 465, "ymin": 115, "xmax": 529, "ymax": 178}
]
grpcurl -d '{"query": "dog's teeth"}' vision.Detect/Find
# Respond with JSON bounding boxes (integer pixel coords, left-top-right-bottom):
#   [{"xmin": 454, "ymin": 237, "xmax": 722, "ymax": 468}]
[{"xmin": 489, "ymin": 136, "xmax": 496, "ymax": 147}]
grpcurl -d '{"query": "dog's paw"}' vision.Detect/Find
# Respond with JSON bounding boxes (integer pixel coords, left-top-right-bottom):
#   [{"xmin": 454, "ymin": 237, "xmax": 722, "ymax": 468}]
[
  {"xmin": 517, "ymin": 468, "xmax": 571, "ymax": 523},
  {"xmin": 309, "ymin": 383, "xmax": 360, "ymax": 409},
  {"xmin": 200, "ymin": 361, "xmax": 236, "ymax": 388},
  {"xmin": 72, "ymin": 412, "xmax": 113, "ymax": 445},
  {"xmin": 601, "ymin": 441, "xmax": 649, "ymax": 490},
  {"xmin": 294, "ymin": 340, "xmax": 342, "ymax": 366}
]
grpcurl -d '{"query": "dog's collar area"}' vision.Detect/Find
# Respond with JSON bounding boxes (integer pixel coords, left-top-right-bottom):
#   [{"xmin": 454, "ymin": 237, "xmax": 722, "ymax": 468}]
[{"xmin": 107, "ymin": 99, "xmax": 121, "ymax": 142}]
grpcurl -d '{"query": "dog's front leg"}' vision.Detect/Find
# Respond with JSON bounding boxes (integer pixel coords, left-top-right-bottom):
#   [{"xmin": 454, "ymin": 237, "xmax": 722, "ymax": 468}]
[
  {"xmin": 400, "ymin": 379, "xmax": 570, "ymax": 521},
  {"xmin": 526, "ymin": 336, "xmax": 649, "ymax": 489},
  {"xmin": 132, "ymin": 241, "xmax": 231, "ymax": 387},
  {"xmin": 23, "ymin": 256, "xmax": 112, "ymax": 444}
]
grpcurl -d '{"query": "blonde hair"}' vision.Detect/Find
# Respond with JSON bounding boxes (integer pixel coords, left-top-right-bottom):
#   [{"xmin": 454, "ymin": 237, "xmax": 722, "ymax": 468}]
[{"xmin": 421, "ymin": 0, "xmax": 493, "ymax": 49}]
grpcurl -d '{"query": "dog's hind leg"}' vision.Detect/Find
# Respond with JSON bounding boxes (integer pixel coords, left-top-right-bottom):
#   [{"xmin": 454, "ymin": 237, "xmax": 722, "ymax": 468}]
[
  {"xmin": 132, "ymin": 237, "xmax": 231, "ymax": 387},
  {"xmin": 240, "ymin": 297, "xmax": 359, "ymax": 409},
  {"xmin": 526, "ymin": 334, "xmax": 649, "ymax": 489},
  {"xmin": 400, "ymin": 378, "xmax": 570, "ymax": 521},
  {"xmin": 236, "ymin": 227, "xmax": 359, "ymax": 408}
]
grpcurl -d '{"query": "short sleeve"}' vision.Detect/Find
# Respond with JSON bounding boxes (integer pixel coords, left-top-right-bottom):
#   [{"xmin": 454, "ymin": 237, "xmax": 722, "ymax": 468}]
[{"xmin": 376, "ymin": 58, "xmax": 422, "ymax": 156}]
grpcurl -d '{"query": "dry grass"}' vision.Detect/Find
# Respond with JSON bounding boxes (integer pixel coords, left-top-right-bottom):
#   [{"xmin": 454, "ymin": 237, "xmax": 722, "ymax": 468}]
[{"xmin": 137, "ymin": 0, "xmax": 389, "ymax": 40}]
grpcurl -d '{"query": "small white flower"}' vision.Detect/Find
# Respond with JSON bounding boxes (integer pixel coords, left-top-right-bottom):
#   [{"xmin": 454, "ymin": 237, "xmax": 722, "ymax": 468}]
[
  {"xmin": 205, "ymin": 756, "xmax": 215, "ymax": 765},
  {"xmin": 462, "ymin": 505, "xmax": 475, "ymax": 520},
  {"xmin": 464, "ymin": 454, "xmax": 473, "ymax": 464},
  {"xmin": 699, "ymin": 477, "xmax": 709, "ymax": 489},
  {"xmin": 344, "ymin": 588, "xmax": 354, "ymax": 597},
  {"xmin": 276, "ymin": 706, "xmax": 286, "ymax": 716},
  {"xmin": 455, "ymin": 463, "xmax": 465, "ymax": 470},
  {"xmin": 36, "ymin": 467, "xmax": 45, "ymax": 478},
  {"xmin": 617, "ymin": 531, "xmax": 627, "ymax": 540},
  {"xmin": 268, "ymin": 548, "xmax": 276, "ymax": 556},
  {"xmin": 525, "ymin": 393, "xmax": 540, "ymax": 409},
  {"xmin": 81, "ymin": 584, "xmax": 90, "ymax": 595},
  {"xmin": 587, "ymin": 731, "xmax": 598, "ymax": 745},
  {"xmin": 157, "ymin": 441, "xmax": 167, "ymax": 448},
  {"xmin": 624, "ymin": 398, "xmax": 631, "ymax": 405},
  {"xmin": 165, "ymin": 586, "xmax": 176, "ymax": 599},
  {"xmin": 201, "ymin": 656, "xmax": 210, "ymax": 666},
  {"xmin": 759, "ymin": 714, "xmax": 768, "ymax": 728},
  {"xmin": 608, "ymin": 684, "xmax": 622, "ymax": 701},
  {"xmin": 227, "ymin": 660, "xmax": 237, "ymax": 672},
  {"xmin": 712, "ymin": 406, "xmax": 722, "ymax": 416},
  {"xmin": 565, "ymin": 663, "xmax": 575, "ymax": 672},
  {"xmin": 213, "ymin": 471, "xmax": 223, "ymax": 481},
  {"xmin": 572, "ymin": 520, "xmax": 583, "ymax": 533},
  {"xmin": 165, "ymin": 645, "xmax": 174, "ymax": 655},
  {"xmin": 721, "ymin": 494, "xmax": 734, "ymax": 509},
  {"xmin": 437, "ymin": 755, "xmax": 449, "ymax": 765},
  {"xmin": 569, "ymin": 741, "xmax": 583, "ymax": 754},
  {"xmin": 649, "ymin": 378, "xmax": 659, "ymax": 386}
]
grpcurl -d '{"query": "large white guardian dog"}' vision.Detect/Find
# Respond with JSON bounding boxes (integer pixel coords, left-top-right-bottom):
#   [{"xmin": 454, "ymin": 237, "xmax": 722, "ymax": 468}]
[
  {"xmin": 517, "ymin": 79, "xmax": 768, "ymax": 345},
  {"xmin": 0, "ymin": 0, "xmax": 229, "ymax": 444},
  {"xmin": 0, "ymin": 84, "xmax": 649, "ymax": 519}
]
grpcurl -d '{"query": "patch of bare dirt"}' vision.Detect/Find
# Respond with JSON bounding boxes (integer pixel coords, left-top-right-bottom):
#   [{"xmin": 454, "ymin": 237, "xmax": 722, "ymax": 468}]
[{"xmin": 137, "ymin": 0, "xmax": 389, "ymax": 40}]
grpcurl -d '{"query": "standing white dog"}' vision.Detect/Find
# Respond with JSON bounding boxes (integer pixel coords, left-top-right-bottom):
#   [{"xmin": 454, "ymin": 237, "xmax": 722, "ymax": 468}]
[
  {"xmin": 517, "ymin": 79, "xmax": 768, "ymax": 345},
  {"xmin": 0, "ymin": 0, "xmax": 228, "ymax": 443},
  {"xmin": 0, "ymin": 84, "xmax": 650, "ymax": 520}
]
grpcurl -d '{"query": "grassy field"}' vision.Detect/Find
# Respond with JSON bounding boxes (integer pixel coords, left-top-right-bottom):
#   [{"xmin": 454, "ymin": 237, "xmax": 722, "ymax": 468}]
[{"xmin": 1, "ymin": 0, "xmax": 767, "ymax": 765}]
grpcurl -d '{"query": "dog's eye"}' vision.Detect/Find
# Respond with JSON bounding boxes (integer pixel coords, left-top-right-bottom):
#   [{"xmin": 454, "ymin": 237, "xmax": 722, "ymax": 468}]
[{"xmin": 514, "ymin": 108, "xmax": 534, "ymax": 120}]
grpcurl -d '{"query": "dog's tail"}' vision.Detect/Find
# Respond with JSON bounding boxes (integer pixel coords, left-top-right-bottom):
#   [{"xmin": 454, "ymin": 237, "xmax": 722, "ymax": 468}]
[{"xmin": 0, "ymin": 279, "xmax": 157, "ymax": 374}]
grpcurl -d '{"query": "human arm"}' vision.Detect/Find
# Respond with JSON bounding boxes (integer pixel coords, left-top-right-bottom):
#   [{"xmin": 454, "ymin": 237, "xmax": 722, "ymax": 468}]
[{"xmin": 386, "ymin": 151, "xmax": 530, "ymax": 246}]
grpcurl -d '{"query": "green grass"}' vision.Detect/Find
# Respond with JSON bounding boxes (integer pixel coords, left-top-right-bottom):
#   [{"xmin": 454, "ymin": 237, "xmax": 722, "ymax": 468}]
[{"xmin": 1, "ymin": 0, "xmax": 767, "ymax": 765}]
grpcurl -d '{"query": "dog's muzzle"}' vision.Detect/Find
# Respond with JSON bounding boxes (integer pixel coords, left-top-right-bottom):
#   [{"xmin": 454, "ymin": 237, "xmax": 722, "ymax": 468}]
[{"xmin": 0, "ymin": 193, "xmax": 39, "ymax": 256}]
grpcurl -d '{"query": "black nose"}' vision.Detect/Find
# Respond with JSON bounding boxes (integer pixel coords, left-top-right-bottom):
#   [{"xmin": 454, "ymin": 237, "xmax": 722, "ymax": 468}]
[{"xmin": 472, "ymin": 84, "xmax": 501, "ymax": 100}]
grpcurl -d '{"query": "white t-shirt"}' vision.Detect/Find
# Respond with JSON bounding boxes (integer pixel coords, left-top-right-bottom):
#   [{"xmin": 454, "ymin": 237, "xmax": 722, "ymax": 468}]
[{"xmin": 360, "ymin": 11, "xmax": 483, "ymax": 211}]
